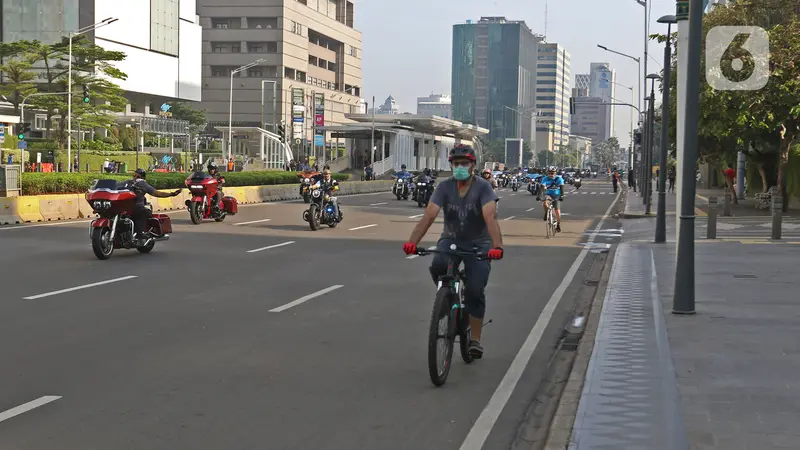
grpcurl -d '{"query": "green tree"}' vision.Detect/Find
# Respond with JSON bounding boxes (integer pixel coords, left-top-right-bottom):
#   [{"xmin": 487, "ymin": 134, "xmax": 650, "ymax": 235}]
[
  {"xmin": 0, "ymin": 58, "xmax": 37, "ymax": 115},
  {"xmin": 594, "ymin": 137, "xmax": 623, "ymax": 168}
]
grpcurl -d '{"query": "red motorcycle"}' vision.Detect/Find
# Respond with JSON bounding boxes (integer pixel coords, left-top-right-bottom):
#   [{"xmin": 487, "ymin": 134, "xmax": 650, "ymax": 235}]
[
  {"xmin": 184, "ymin": 171, "xmax": 238, "ymax": 224},
  {"xmin": 86, "ymin": 179, "xmax": 173, "ymax": 260}
]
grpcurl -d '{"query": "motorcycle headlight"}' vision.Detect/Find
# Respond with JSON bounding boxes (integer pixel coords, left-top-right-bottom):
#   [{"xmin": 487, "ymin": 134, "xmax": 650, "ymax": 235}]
[
  {"xmin": 304, "ymin": 178, "xmax": 310, "ymax": 183},
  {"xmin": 191, "ymin": 185, "xmax": 203, "ymax": 189},
  {"xmin": 312, "ymin": 189, "xmax": 321, "ymax": 198},
  {"xmin": 397, "ymin": 179, "xmax": 403, "ymax": 184},
  {"xmin": 417, "ymin": 183, "xmax": 426, "ymax": 186}
]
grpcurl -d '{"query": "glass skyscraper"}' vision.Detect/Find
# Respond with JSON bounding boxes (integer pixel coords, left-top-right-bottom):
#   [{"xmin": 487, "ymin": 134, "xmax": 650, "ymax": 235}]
[{"xmin": 451, "ymin": 17, "xmax": 540, "ymax": 143}]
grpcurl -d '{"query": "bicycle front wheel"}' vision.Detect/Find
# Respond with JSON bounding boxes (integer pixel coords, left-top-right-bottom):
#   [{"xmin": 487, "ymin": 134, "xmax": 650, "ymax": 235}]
[{"xmin": 428, "ymin": 287, "xmax": 456, "ymax": 387}]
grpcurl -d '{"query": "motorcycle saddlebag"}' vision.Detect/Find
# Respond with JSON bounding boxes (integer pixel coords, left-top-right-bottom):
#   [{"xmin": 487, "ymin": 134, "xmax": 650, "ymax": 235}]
[
  {"xmin": 149, "ymin": 214, "xmax": 173, "ymax": 235},
  {"xmin": 222, "ymin": 196, "xmax": 238, "ymax": 215}
]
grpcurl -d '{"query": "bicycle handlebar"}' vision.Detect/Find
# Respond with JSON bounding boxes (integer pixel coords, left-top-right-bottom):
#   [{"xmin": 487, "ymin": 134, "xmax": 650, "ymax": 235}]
[{"xmin": 415, "ymin": 247, "xmax": 488, "ymax": 260}]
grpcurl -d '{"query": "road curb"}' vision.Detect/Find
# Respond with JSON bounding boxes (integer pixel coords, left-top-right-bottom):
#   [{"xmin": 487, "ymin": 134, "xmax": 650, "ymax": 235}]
[{"xmin": 541, "ymin": 244, "xmax": 617, "ymax": 450}]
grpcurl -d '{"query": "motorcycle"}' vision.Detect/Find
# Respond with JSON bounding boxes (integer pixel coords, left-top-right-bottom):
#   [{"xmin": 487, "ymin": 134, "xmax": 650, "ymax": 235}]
[
  {"xmin": 510, "ymin": 176, "xmax": 520, "ymax": 192},
  {"xmin": 303, "ymin": 183, "xmax": 341, "ymax": 230},
  {"xmin": 500, "ymin": 174, "xmax": 509, "ymax": 188},
  {"xmin": 573, "ymin": 176, "xmax": 582, "ymax": 190},
  {"xmin": 184, "ymin": 171, "xmax": 238, "ymax": 224},
  {"xmin": 528, "ymin": 179, "xmax": 540, "ymax": 196},
  {"xmin": 298, "ymin": 171, "xmax": 320, "ymax": 203},
  {"xmin": 85, "ymin": 179, "xmax": 173, "ymax": 260},
  {"xmin": 393, "ymin": 177, "xmax": 411, "ymax": 200},
  {"xmin": 414, "ymin": 178, "xmax": 435, "ymax": 207}
]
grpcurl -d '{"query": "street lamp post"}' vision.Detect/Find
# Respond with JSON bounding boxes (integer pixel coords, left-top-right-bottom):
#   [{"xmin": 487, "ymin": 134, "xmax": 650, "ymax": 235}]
[
  {"xmin": 673, "ymin": 0, "xmax": 703, "ymax": 315},
  {"xmin": 645, "ymin": 73, "xmax": 661, "ymax": 215},
  {"xmin": 655, "ymin": 15, "xmax": 677, "ymax": 243},
  {"xmin": 67, "ymin": 17, "xmax": 118, "ymax": 172},
  {"xmin": 610, "ymin": 81, "xmax": 635, "ymax": 172},
  {"xmin": 228, "ymin": 59, "xmax": 265, "ymax": 162},
  {"xmin": 635, "ymin": 0, "xmax": 648, "ymax": 125}
]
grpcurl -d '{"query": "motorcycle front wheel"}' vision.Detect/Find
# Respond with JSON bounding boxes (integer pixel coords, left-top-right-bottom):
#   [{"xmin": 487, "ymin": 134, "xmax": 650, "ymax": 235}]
[
  {"xmin": 189, "ymin": 201, "xmax": 203, "ymax": 224},
  {"xmin": 309, "ymin": 204, "xmax": 321, "ymax": 231},
  {"xmin": 91, "ymin": 227, "xmax": 114, "ymax": 260}
]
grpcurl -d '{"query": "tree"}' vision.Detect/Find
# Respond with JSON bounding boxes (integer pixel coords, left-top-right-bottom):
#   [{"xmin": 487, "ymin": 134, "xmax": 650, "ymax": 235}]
[
  {"xmin": 0, "ymin": 58, "xmax": 37, "ymax": 115},
  {"xmin": 594, "ymin": 137, "xmax": 623, "ymax": 168}
]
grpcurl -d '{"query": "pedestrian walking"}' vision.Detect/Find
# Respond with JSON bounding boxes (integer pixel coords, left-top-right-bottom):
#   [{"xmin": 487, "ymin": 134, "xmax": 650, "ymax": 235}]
[{"xmin": 668, "ymin": 167, "xmax": 676, "ymax": 192}]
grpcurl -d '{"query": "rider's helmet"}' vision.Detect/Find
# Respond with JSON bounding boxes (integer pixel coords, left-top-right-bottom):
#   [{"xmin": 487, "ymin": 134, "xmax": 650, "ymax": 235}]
[
  {"xmin": 134, "ymin": 168, "xmax": 146, "ymax": 179},
  {"xmin": 424, "ymin": 168, "xmax": 431, "ymax": 176},
  {"xmin": 548, "ymin": 166, "xmax": 557, "ymax": 174},
  {"xmin": 401, "ymin": 164, "xmax": 407, "ymax": 170},
  {"xmin": 448, "ymin": 144, "xmax": 477, "ymax": 162},
  {"xmin": 208, "ymin": 162, "xmax": 218, "ymax": 174},
  {"xmin": 481, "ymin": 168, "xmax": 492, "ymax": 178}
]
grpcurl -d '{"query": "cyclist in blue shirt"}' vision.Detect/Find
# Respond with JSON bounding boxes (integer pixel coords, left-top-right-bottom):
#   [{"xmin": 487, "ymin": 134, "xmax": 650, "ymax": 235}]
[{"xmin": 537, "ymin": 166, "xmax": 564, "ymax": 232}]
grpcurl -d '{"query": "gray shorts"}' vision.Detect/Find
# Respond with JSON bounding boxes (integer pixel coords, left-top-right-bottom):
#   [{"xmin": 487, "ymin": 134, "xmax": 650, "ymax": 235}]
[{"xmin": 545, "ymin": 194, "xmax": 560, "ymax": 210}]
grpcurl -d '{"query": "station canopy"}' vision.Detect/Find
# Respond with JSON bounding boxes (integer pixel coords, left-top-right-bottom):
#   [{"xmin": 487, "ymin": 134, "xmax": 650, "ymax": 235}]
[{"xmin": 322, "ymin": 114, "xmax": 489, "ymax": 140}]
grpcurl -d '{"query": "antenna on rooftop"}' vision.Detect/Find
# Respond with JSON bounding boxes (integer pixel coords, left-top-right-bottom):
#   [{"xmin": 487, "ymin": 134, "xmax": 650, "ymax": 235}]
[{"xmin": 544, "ymin": 0, "xmax": 548, "ymax": 41}]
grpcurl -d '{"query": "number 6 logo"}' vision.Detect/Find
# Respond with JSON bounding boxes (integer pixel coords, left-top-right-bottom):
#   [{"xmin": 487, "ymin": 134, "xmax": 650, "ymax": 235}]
[{"xmin": 706, "ymin": 26, "xmax": 770, "ymax": 91}]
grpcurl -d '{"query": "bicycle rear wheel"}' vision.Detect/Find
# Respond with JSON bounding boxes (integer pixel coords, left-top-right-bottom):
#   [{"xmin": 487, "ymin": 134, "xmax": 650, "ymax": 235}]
[
  {"xmin": 428, "ymin": 287, "xmax": 456, "ymax": 386},
  {"xmin": 545, "ymin": 207, "xmax": 553, "ymax": 238}
]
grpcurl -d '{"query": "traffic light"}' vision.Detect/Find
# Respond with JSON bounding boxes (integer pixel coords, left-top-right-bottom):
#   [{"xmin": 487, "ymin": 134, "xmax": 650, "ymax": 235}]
[
  {"xmin": 82, "ymin": 84, "xmax": 90, "ymax": 103},
  {"xmin": 277, "ymin": 121, "xmax": 286, "ymax": 141},
  {"xmin": 17, "ymin": 122, "xmax": 31, "ymax": 140},
  {"xmin": 569, "ymin": 97, "xmax": 576, "ymax": 115},
  {"xmin": 633, "ymin": 130, "xmax": 642, "ymax": 145}
]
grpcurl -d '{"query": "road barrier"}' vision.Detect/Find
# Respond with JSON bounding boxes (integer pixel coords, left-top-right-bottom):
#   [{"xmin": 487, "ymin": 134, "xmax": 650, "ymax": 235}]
[
  {"xmin": 0, "ymin": 180, "xmax": 394, "ymax": 225},
  {"xmin": 707, "ymin": 196, "xmax": 717, "ymax": 239}
]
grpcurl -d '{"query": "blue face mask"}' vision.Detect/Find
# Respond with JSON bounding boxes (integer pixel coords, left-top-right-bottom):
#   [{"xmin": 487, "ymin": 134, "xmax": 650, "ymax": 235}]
[{"xmin": 453, "ymin": 166, "xmax": 471, "ymax": 180}]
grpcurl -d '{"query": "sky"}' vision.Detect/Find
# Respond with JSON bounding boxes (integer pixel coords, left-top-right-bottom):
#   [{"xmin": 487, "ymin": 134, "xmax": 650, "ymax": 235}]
[{"xmin": 353, "ymin": 0, "xmax": 675, "ymax": 149}]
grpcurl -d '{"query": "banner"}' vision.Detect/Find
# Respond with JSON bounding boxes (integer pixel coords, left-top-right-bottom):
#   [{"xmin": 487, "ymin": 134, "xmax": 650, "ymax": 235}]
[
  {"xmin": 291, "ymin": 88, "xmax": 304, "ymax": 140},
  {"xmin": 313, "ymin": 93, "xmax": 325, "ymax": 147}
]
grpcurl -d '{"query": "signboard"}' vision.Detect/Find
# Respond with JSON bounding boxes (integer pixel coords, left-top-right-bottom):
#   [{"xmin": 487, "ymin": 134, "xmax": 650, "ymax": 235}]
[
  {"xmin": 291, "ymin": 88, "xmax": 305, "ymax": 141},
  {"xmin": 0, "ymin": 124, "xmax": 5, "ymax": 143},
  {"xmin": 504, "ymin": 139, "xmax": 523, "ymax": 168},
  {"xmin": 158, "ymin": 103, "xmax": 173, "ymax": 118},
  {"xmin": 17, "ymin": 140, "xmax": 27, "ymax": 149},
  {"xmin": 314, "ymin": 135, "xmax": 324, "ymax": 147},
  {"xmin": 314, "ymin": 93, "xmax": 325, "ymax": 127}
]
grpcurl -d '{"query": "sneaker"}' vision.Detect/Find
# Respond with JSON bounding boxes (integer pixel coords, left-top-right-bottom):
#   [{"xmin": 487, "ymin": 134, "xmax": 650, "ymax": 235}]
[
  {"xmin": 556, "ymin": 223, "xmax": 561, "ymax": 233},
  {"xmin": 469, "ymin": 340, "xmax": 484, "ymax": 359}
]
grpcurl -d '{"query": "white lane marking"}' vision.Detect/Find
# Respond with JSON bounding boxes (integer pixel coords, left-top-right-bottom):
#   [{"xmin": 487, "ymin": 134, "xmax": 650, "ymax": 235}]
[
  {"xmin": 582, "ymin": 192, "xmax": 588, "ymax": 195},
  {"xmin": 234, "ymin": 218, "xmax": 272, "ymax": 226},
  {"xmin": 246, "ymin": 241, "xmax": 295, "ymax": 253},
  {"xmin": 526, "ymin": 207, "xmax": 535, "ymax": 212},
  {"xmin": 269, "ymin": 285, "xmax": 344, "ymax": 312},
  {"xmin": 0, "ymin": 396, "xmax": 61, "ymax": 423},
  {"xmin": 0, "ymin": 220, "xmax": 92, "ymax": 231},
  {"xmin": 369, "ymin": 202, "xmax": 388, "ymax": 206},
  {"xmin": 503, "ymin": 216, "xmax": 516, "ymax": 221},
  {"xmin": 510, "ymin": 193, "xmax": 516, "ymax": 197},
  {"xmin": 591, "ymin": 192, "xmax": 597, "ymax": 195},
  {"xmin": 459, "ymin": 188, "xmax": 621, "ymax": 450},
  {"xmin": 406, "ymin": 245, "xmax": 437, "ymax": 260},
  {"xmin": 497, "ymin": 196, "xmax": 504, "ymax": 199},
  {"xmin": 348, "ymin": 224, "xmax": 378, "ymax": 231},
  {"xmin": 408, "ymin": 214, "xmax": 424, "ymax": 219},
  {"xmin": 23, "ymin": 275, "xmax": 138, "ymax": 300}
]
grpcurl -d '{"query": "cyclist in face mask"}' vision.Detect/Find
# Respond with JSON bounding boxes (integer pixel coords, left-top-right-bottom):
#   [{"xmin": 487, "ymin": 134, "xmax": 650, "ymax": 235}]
[{"xmin": 402, "ymin": 144, "xmax": 504, "ymax": 359}]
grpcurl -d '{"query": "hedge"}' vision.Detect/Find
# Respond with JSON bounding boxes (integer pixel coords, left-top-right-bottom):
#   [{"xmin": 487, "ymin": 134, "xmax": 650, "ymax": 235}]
[{"xmin": 20, "ymin": 171, "xmax": 351, "ymax": 195}]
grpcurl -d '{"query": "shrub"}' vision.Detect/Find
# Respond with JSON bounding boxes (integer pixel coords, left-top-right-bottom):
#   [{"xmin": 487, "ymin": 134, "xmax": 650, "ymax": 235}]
[{"xmin": 21, "ymin": 170, "xmax": 351, "ymax": 195}]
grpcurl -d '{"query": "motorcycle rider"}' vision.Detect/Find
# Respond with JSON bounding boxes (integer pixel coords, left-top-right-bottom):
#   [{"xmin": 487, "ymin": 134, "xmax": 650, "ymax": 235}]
[
  {"xmin": 130, "ymin": 168, "xmax": 181, "ymax": 242},
  {"xmin": 481, "ymin": 168, "xmax": 498, "ymax": 191},
  {"xmin": 319, "ymin": 167, "xmax": 343, "ymax": 220},
  {"xmin": 207, "ymin": 162, "xmax": 225, "ymax": 211},
  {"xmin": 537, "ymin": 166, "xmax": 564, "ymax": 233},
  {"xmin": 403, "ymin": 144, "xmax": 505, "ymax": 359}
]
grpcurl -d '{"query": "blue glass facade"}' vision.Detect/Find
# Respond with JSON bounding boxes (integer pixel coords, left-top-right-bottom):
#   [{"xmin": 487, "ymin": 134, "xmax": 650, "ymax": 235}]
[{"xmin": 2, "ymin": 0, "xmax": 80, "ymax": 43}]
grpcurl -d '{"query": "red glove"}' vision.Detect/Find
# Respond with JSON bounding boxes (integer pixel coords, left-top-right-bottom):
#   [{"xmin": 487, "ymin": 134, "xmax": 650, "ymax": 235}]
[
  {"xmin": 403, "ymin": 242, "xmax": 417, "ymax": 255},
  {"xmin": 487, "ymin": 247, "xmax": 504, "ymax": 260}
]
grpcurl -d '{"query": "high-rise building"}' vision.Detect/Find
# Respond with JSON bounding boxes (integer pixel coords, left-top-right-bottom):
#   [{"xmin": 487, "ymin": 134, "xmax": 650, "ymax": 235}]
[
  {"xmin": 588, "ymin": 62, "xmax": 615, "ymax": 142},
  {"xmin": 198, "ymin": 0, "xmax": 363, "ymax": 134},
  {"xmin": 368, "ymin": 95, "xmax": 399, "ymax": 115},
  {"xmin": 451, "ymin": 17, "xmax": 541, "ymax": 143},
  {"xmin": 1, "ymin": 0, "xmax": 202, "ymax": 107},
  {"xmin": 417, "ymin": 93, "xmax": 451, "ymax": 119},
  {"xmin": 574, "ymin": 74, "xmax": 590, "ymax": 97},
  {"xmin": 535, "ymin": 42, "xmax": 571, "ymax": 153},
  {"xmin": 570, "ymin": 96, "xmax": 608, "ymax": 154}
]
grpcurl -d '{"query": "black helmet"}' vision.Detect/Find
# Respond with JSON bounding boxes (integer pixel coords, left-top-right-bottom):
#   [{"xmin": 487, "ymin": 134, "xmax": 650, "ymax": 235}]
[
  {"xmin": 208, "ymin": 163, "xmax": 217, "ymax": 172},
  {"xmin": 134, "ymin": 168, "xmax": 146, "ymax": 179},
  {"xmin": 449, "ymin": 144, "xmax": 476, "ymax": 162},
  {"xmin": 401, "ymin": 164, "xmax": 407, "ymax": 170},
  {"xmin": 424, "ymin": 168, "xmax": 431, "ymax": 176}
]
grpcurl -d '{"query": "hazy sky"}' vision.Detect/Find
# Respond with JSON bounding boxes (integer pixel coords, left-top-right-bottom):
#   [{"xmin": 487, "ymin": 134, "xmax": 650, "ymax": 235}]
[{"xmin": 353, "ymin": 0, "xmax": 675, "ymax": 149}]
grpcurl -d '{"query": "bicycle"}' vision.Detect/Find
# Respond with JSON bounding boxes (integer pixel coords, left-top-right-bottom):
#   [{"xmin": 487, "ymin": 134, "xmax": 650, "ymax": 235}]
[
  {"xmin": 415, "ymin": 245, "xmax": 487, "ymax": 387},
  {"xmin": 542, "ymin": 195, "xmax": 560, "ymax": 238}
]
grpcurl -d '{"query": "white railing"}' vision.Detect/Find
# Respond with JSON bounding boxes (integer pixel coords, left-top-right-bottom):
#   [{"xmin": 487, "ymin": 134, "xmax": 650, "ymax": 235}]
[
  {"xmin": 325, "ymin": 156, "xmax": 350, "ymax": 173},
  {"xmin": 369, "ymin": 154, "xmax": 395, "ymax": 177},
  {"xmin": 255, "ymin": 128, "xmax": 293, "ymax": 169}
]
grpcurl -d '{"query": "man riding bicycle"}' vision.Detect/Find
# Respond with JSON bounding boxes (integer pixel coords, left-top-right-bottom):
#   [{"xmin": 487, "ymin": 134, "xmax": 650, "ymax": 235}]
[
  {"xmin": 537, "ymin": 166, "xmax": 564, "ymax": 233},
  {"xmin": 403, "ymin": 144, "xmax": 504, "ymax": 359}
]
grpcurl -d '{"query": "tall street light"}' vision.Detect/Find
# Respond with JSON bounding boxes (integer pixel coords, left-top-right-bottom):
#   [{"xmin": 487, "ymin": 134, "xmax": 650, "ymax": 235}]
[
  {"xmin": 655, "ymin": 15, "xmax": 677, "ymax": 243},
  {"xmin": 67, "ymin": 17, "xmax": 118, "ymax": 172},
  {"xmin": 635, "ymin": 0, "xmax": 648, "ymax": 126},
  {"xmin": 228, "ymin": 59, "xmax": 265, "ymax": 162},
  {"xmin": 596, "ymin": 45, "xmax": 642, "ymax": 114},
  {"xmin": 645, "ymin": 73, "xmax": 661, "ymax": 215},
  {"xmin": 673, "ymin": 0, "xmax": 703, "ymax": 316},
  {"xmin": 610, "ymin": 81, "xmax": 635, "ymax": 171}
]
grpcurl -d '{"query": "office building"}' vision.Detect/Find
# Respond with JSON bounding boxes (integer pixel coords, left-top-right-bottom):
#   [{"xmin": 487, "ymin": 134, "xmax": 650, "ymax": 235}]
[
  {"xmin": 198, "ymin": 0, "xmax": 363, "ymax": 137},
  {"xmin": 1, "ymin": 0, "xmax": 202, "ymax": 129},
  {"xmin": 417, "ymin": 93, "xmax": 451, "ymax": 118},
  {"xmin": 570, "ymin": 96, "xmax": 608, "ymax": 153},
  {"xmin": 588, "ymin": 62, "xmax": 615, "ymax": 142},
  {"xmin": 568, "ymin": 135, "xmax": 592, "ymax": 167},
  {"xmin": 534, "ymin": 42, "xmax": 571, "ymax": 153},
  {"xmin": 451, "ymin": 17, "xmax": 541, "ymax": 143},
  {"xmin": 574, "ymin": 74, "xmax": 590, "ymax": 97}
]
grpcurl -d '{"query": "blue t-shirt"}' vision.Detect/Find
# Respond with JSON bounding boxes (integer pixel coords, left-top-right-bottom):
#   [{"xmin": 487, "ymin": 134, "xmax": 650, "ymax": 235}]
[
  {"xmin": 395, "ymin": 170, "xmax": 412, "ymax": 179},
  {"xmin": 430, "ymin": 177, "xmax": 498, "ymax": 243},
  {"xmin": 541, "ymin": 176, "xmax": 564, "ymax": 197}
]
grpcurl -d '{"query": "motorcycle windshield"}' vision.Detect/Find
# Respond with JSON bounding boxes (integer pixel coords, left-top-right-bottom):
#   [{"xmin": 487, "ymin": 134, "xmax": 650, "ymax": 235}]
[
  {"xmin": 91, "ymin": 179, "xmax": 129, "ymax": 191},
  {"xmin": 190, "ymin": 172, "xmax": 211, "ymax": 181}
]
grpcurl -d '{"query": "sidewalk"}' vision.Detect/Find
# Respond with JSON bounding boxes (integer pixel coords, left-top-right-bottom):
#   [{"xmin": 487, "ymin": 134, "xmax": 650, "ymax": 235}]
[
  {"xmin": 552, "ymin": 212, "xmax": 800, "ymax": 449},
  {"xmin": 695, "ymin": 186, "xmax": 797, "ymax": 218},
  {"xmin": 623, "ymin": 182, "xmax": 680, "ymax": 218}
]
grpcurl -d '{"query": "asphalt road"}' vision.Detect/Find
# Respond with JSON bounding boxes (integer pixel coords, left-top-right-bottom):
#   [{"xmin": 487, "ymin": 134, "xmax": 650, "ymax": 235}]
[{"xmin": 0, "ymin": 179, "xmax": 622, "ymax": 450}]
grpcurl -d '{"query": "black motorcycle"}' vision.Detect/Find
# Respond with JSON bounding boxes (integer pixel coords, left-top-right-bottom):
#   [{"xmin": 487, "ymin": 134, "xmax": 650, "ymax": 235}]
[
  {"xmin": 393, "ymin": 177, "xmax": 411, "ymax": 200},
  {"xmin": 510, "ymin": 176, "xmax": 520, "ymax": 192},
  {"xmin": 299, "ymin": 176, "xmax": 314, "ymax": 203},
  {"xmin": 528, "ymin": 179, "xmax": 540, "ymax": 196},
  {"xmin": 414, "ymin": 177, "xmax": 435, "ymax": 207},
  {"xmin": 303, "ymin": 184, "xmax": 341, "ymax": 230}
]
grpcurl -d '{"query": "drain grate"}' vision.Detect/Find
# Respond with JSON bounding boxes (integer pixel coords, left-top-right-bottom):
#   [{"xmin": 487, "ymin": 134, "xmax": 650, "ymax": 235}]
[{"xmin": 733, "ymin": 274, "xmax": 757, "ymax": 279}]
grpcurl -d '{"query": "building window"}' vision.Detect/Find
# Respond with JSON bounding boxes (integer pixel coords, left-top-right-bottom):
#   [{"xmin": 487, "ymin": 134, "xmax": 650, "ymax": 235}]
[
  {"xmin": 247, "ymin": 42, "xmax": 276, "ymax": 53},
  {"xmin": 247, "ymin": 66, "xmax": 263, "ymax": 77},
  {"xmin": 248, "ymin": 17, "xmax": 278, "ymax": 29},
  {"xmin": 212, "ymin": 18, "xmax": 238, "ymax": 29},
  {"xmin": 538, "ymin": 64, "xmax": 557, "ymax": 69},
  {"xmin": 150, "ymin": 0, "xmax": 179, "ymax": 56},
  {"xmin": 348, "ymin": 45, "xmax": 358, "ymax": 57},
  {"xmin": 211, "ymin": 66, "xmax": 241, "ymax": 77},
  {"xmin": 212, "ymin": 42, "xmax": 241, "ymax": 53},
  {"xmin": 291, "ymin": 21, "xmax": 303, "ymax": 35}
]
